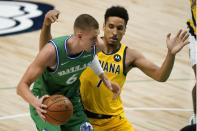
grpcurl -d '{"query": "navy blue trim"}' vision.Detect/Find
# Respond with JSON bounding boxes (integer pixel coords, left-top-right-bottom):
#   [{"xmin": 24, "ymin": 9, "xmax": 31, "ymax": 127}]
[
  {"xmin": 85, "ymin": 110, "xmax": 112, "ymax": 119},
  {"xmin": 93, "ymin": 45, "xmax": 96, "ymax": 56},
  {"xmin": 0, "ymin": 0, "xmax": 54, "ymax": 36},
  {"xmin": 123, "ymin": 46, "xmax": 128, "ymax": 76},
  {"xmin": 96, "ymin": 80, "xmax": 102, "ymax": 88},
  {"xmin": 101, "ymin": 44, "xmax": 121, "ymax": 55}
]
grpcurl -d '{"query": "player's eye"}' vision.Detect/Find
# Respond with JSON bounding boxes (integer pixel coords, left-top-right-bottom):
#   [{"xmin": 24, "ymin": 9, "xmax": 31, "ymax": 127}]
[
  {"xmin": 108, "ymin": 24, "xmax": 114, "ymax": 29},
  {"xmin": 117, "ymin": 26, "xmax": 124, "ymax": 31}
]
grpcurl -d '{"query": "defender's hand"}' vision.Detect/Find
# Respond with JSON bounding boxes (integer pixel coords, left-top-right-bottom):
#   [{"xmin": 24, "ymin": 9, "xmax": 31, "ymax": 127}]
[
  {"xmin": 111, "ymin": 82, "xmax": 121, "ymax": 100},
  {"xmin": 166, "ymin": 29, "xmax": 189, "ymax": 55},
  {"xmin": 104, "ymin": 80, "xmax": 121, "ymax": 100}
]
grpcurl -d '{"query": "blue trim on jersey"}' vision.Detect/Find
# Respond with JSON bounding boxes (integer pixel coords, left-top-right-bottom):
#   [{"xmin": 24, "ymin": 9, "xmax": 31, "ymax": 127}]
[
  {"xmin": 48, "ymin": 41, "xmax": 59, "ymax": 73},
  {"xmin": 64, "ymin": 35, "xmax": 84, "ymax": 60},
  {"xmin": 93, "ymin": 45, "xmax": 96, "ymax": 56}
]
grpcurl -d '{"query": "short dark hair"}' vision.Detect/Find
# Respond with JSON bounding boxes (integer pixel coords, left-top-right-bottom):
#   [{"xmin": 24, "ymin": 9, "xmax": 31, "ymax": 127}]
[
  {"xmin": 104, "ymin": 6, "xmax": 129, "ymax": 25},
  {"xmin": 74, "ymin": 14, "xmax": 99, "ymax": 30}
]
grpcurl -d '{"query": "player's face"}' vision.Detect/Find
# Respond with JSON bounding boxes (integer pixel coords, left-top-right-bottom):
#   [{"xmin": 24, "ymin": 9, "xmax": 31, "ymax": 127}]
[
  {"xmin": 81, "ymin": 29, "xmax": 99, "ymax": 51},
  {"xmin": 103, "ymin": 17, "xmax": 126, "ymax": 45}
]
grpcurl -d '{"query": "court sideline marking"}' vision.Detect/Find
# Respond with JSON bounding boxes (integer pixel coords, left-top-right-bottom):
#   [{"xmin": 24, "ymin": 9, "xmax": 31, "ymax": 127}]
[
  {"xmin": 0, "ymin": 78, "xmax": 195, "ymax": 90},
  {"xmin": 0, "ymin": 107, "xmax": 192, "ymax": 120}
]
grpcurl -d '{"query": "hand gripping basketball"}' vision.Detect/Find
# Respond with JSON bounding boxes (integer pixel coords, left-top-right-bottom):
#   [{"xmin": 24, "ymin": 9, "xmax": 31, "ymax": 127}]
[{"xmin": 42, "ymin": 94, "xmax": 73, "ymax": 125}]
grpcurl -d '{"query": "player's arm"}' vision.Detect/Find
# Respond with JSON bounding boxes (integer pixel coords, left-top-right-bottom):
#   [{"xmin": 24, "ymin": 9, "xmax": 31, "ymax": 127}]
[
  {"xmin": 39, "ymin": 10, "xmax": 60, "ymax": 51},
  {"xmin": 16, "ymin": 44, "xmax": 55, "ymax": 118},
  {"xmin": 127, "ymin": 49, "xmax": 174, "ymax": 82},
  {"xmin": 127, "ymin": 29, "xmax": 189, "ymax": 82},
  {"xmin": 89, "ymin": 55, "xmax": 120, "ymax": 99},
  {"xmin": 191, "ymin": 0, "xmax": 196, "ymax": 8}
]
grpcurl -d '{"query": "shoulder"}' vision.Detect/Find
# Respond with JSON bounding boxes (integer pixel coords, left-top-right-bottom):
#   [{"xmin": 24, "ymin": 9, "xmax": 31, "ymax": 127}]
[
  {"xmin": 126, "ymin": 47, "xmax": 143, "ymax": 59},
  {"xmin": 37, "ymin": 43, "xmax": 56, "ymax": 66},
  {"xmin": 42, "ymin": 43, "xmax": 56, "ymax": 55},
  {"xmin": 125, "ymin": 47, "xmax": 146, "ymax": 68}
]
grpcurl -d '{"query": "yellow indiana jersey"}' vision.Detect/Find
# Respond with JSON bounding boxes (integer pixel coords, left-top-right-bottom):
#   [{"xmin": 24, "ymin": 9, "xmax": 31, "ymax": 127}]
[
  {"xmin": 80, "ymin": 44, "xmax": 127, "ymax": 115},
  {"xmin": 187, "ymin": 0, "xmax": 196, "ymax": 38}
]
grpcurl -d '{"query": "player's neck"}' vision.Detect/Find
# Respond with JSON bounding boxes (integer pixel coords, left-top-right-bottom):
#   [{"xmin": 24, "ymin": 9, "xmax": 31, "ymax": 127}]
[
  {"xmin": 103, "ymin": 42, "xmax": 121, "ymax": 54},
  {"xmin": 67, "ymin": 36, "xmax": 83, "ymax": 55}
]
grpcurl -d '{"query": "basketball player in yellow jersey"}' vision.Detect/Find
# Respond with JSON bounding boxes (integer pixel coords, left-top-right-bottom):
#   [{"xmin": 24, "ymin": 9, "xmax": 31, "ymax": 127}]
[
  {"xmin": 180, "ymin": 0, "xmax": 196, "ymax": 130},
  {"xmin": 187, "ymin": 0, "xmax": 196, "ymax": 125},
  {"xmin": 80, "ymin": 6, "xmax": 190, "ymax": 131},
  {"xmin": 39, "ymin": 7, "xmax": 189, "ymax": 131}
]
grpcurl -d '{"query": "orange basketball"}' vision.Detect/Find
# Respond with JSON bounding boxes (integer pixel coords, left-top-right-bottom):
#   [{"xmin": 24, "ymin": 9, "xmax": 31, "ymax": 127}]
[{"xmin": 42, "ymin": 94, "xmax": 73, "ymax": 125}]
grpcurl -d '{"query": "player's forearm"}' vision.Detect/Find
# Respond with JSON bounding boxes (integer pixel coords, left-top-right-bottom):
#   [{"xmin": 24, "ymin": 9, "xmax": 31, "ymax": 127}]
[
  {"xmin": 99, "ymin": 73, "xmax": 111, "ymax": 88},
  {"xmin": 99, "ymin": 73, "xmax": 107, "ymax": 82},
  {"xmin": 16, "ymin": 64, "xmax": 44, "ymax": 107},
  {"xmin": 89, "ymin": 55, "xmax": 104, "ymax": 75},
  {"xmin": 89, "ymin": 55, "xmax": 112, "ymax": 88},
  {"xmin": 157, "ymin": 50, "xmax": 175, "ymax": 82},
  {"xmin": 39, "ymin": 24, "xmax": 52, "ymax": 51},
  {"xmin": 17, "ymin": 83, "xmax": 38, "ymax": 107}
]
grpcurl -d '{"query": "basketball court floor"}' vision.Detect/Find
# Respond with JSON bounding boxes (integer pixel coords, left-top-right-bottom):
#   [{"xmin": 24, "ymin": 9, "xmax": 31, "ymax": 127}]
[{"xmin": 0, "ymin": 0, "xmax": 195, "ymax": 130}]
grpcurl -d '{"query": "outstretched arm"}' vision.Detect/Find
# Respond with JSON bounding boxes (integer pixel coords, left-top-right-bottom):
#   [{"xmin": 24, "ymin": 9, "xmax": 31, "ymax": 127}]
[
  {"xmin": 191, "ymin": 0, "xmax": 196, "ymax": 8},
  {"xmin": 39, "ymin": 9, "xmax": 60, "ymax": 51},
  {"xmin": 128, "ymin": 29, "xmax": 189, "ymax": 82}
]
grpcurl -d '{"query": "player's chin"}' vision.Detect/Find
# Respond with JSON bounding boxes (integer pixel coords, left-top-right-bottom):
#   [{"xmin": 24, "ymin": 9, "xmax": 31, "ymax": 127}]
[
  {"xmin": 84, "ymin": 48, "xmax": 91, "ymax": 52},
  {"xmin": 85, "ymin": 46, "xmax": 93, "ymax": 52},
  {"xmin": 108, "ymin": 40, "xmax": 117, "ymax": 45}
]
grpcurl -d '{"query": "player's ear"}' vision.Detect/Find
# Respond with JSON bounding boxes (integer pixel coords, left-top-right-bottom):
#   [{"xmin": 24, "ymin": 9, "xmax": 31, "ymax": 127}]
[
  {"xmin": 123, "ymin": 28, "xmax": 126, "ymax": 35},
  {"xmin": 103, "ymin": 23, "xmax": 105, "ymax": 31},
  {"xmin": 77, "ymin": 32, "xmax": 82, "ymax": 39},
  {"xmin": 122, "ymin": 25, "xmax": 126, "ymax": 35}
]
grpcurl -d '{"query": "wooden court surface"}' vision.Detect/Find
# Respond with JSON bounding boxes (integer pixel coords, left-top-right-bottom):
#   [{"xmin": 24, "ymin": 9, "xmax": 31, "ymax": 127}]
[{"xmin": 0, "ymin": 0, "xmax": 195, "ymax": 130}]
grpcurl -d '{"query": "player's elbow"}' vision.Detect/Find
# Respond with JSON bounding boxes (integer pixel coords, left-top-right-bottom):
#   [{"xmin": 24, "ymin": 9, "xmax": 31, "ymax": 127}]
[
  {"xmin": 154, "ymin": 72, "xmax": 169, "ymax": 82},
  {"xmin": 153, "ymin": 78, "xmax": 166, "ymax": 82},
  {"xmin": 158, "ymin": 78, "xmax": 167, "ymax": 82},
  {"xmin": 156, "ymin": 75, "xmax": 168, "ymax": 82},
  {"xmin": 153, "ymin": 74, "xmax": 168, "ymax": 82},
  {"xmin": 16, "ymin": 82, "xmax": 24, "ymax": 96},
  {"xmin": 16, "ymin": 84, "xmax": 22, "ymax": 96}
]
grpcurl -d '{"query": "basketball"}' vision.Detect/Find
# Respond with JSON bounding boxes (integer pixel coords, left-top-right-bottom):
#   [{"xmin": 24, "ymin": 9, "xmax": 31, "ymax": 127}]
[{"xmin": 42, "ymin": 94, "xmax": 73, "ymax": 125}]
